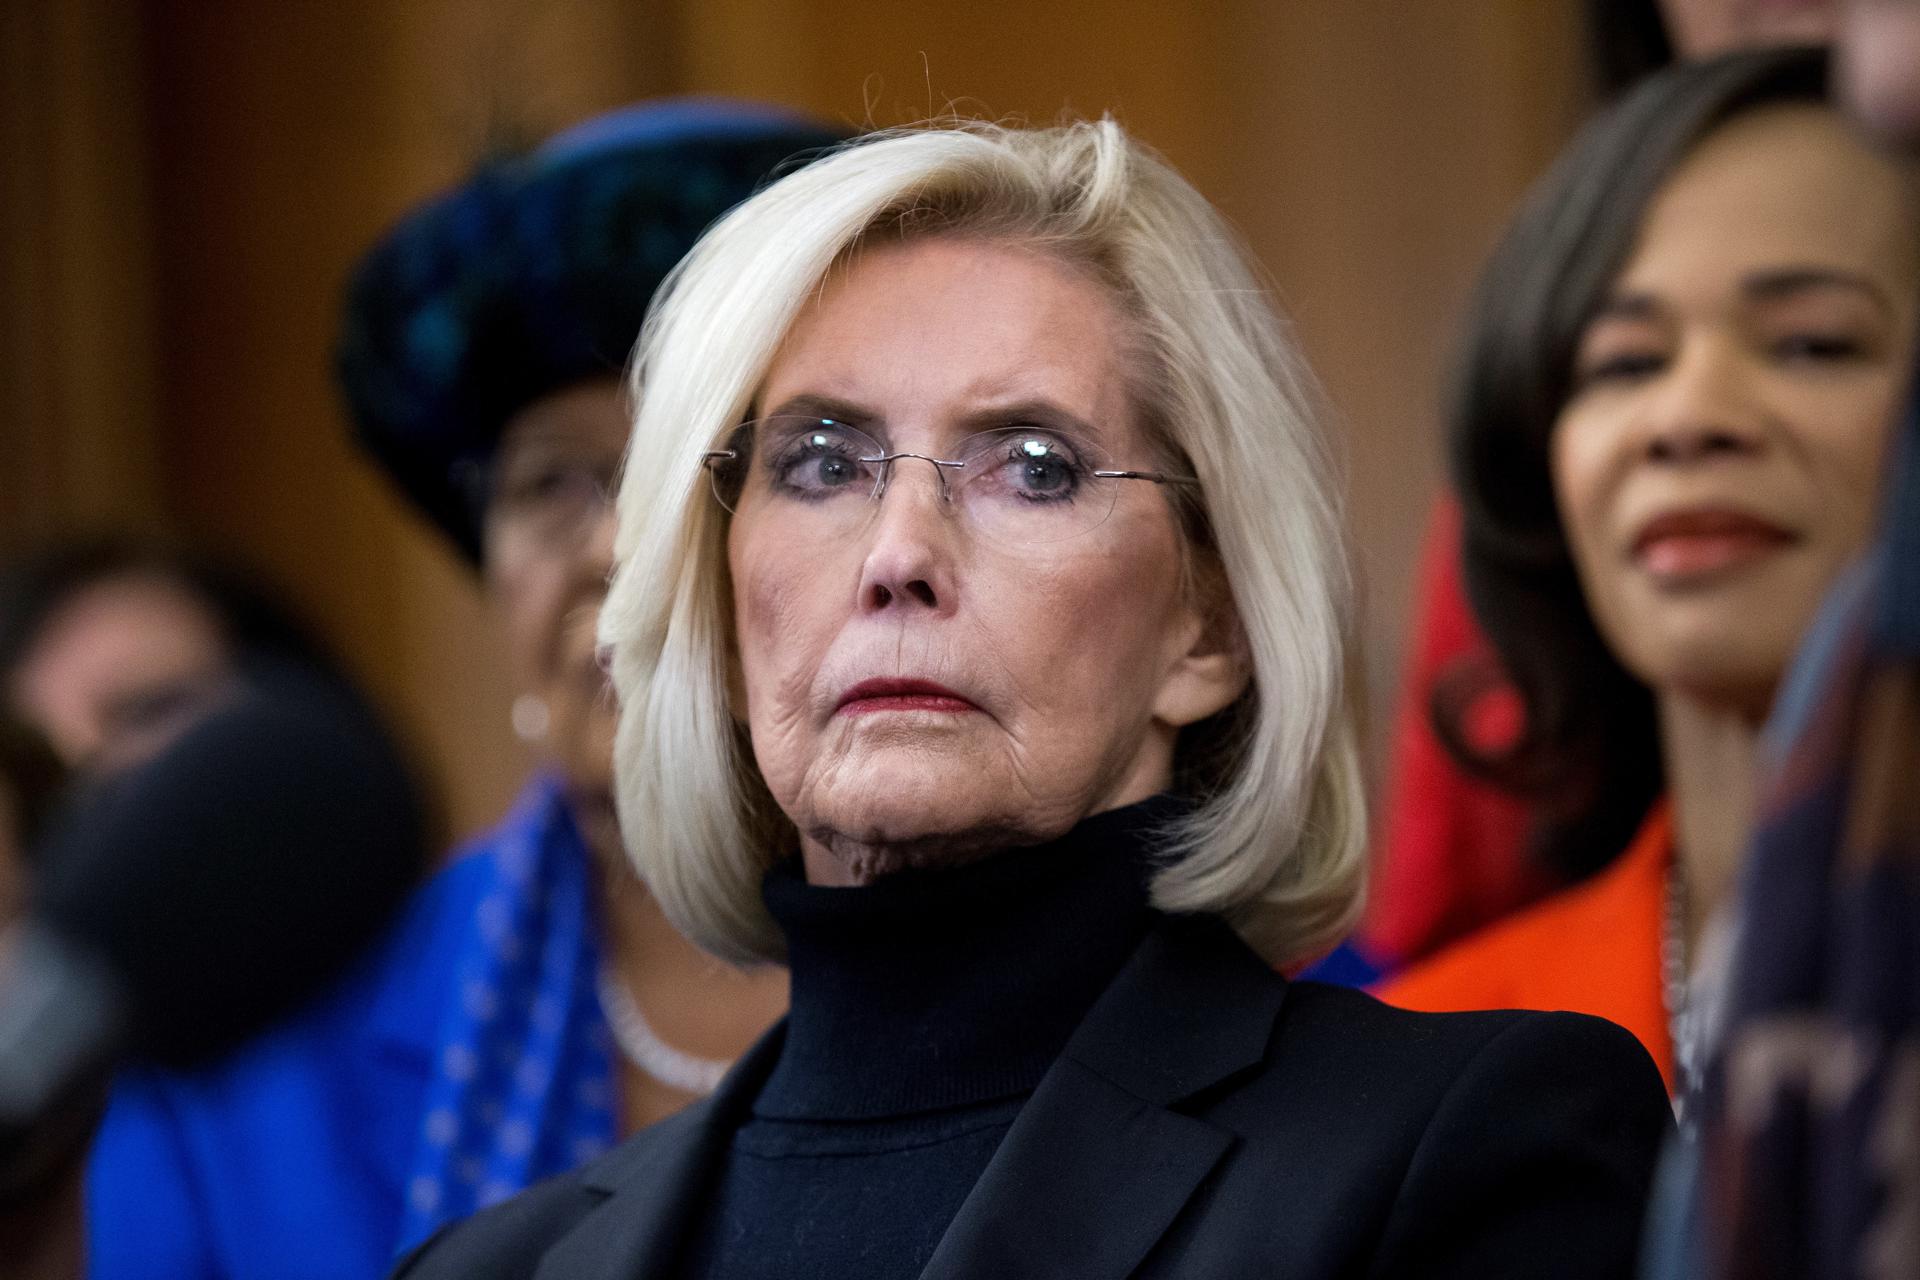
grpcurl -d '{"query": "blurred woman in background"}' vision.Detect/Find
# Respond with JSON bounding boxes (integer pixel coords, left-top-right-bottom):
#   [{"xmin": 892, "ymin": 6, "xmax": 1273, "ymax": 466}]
[
  {"xmin": 0, "ymin": 536, "xmax": 392, "ymax": 1277},
  {"xmin": 80, "ymin": 101, "xmax": 843, "ymax": 1280},
  {"xmin": 337, "ymin": 100, "xmax": 844, "ymax": 1166},
  {"xmin": 1361, "ymin": 0, "xmax": 1847, "ymax": 983},
  {"xmin": 1380, "ymin": 47, "xmax": 1919, "ymax": 1109}
]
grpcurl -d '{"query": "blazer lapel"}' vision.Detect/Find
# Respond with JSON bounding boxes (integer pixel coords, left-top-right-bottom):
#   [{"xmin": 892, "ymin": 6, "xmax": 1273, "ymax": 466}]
[
  {"xmin": 532, "ymin": 1023, "xmax": 787, "ymax": 1280},
  {"xmin": 921, "ymin": 916, "xmax": 1288, "ymax": 1280}
]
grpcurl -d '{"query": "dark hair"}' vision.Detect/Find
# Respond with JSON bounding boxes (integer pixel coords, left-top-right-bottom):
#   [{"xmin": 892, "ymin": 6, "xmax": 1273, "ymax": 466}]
[
  {"xmin": 337, "ymin": 101, "xmax": 849, "ymax": 564},
  {"xmin": 1584, "ymin": 0, "xmax": 1676, "ymax": 97},
  {"xmin": 0, "ymin": 536, "xmax": 343, "ymax": 691},
  {"xmin": 1439, "ymin": 46, "xmax": 1830, "ymax": 882},
  {"xmin": 0, "ymin": 713, "xmax": 65, "ymax": 860}
]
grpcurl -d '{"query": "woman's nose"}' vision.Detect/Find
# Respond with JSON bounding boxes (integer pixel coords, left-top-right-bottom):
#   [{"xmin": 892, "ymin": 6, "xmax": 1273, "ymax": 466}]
[
  {"xmin": 1637, "ymin": 341, "xmax": 1767, "ymax": 465},
  {"xmin": 855, "ymin": 461, "xmax": 958, "ymax": 614}
]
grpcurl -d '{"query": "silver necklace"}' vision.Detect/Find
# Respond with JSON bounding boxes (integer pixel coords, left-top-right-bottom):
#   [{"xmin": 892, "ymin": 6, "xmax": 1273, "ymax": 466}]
[{"xmin": 595, "ymin": 967, "xmax": 734, "ymax": 1096}]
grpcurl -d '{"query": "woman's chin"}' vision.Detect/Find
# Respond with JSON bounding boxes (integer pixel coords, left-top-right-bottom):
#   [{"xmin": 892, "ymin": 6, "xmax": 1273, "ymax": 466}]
[
  {"xmin": 1616, "ymin": 638, "xmax": 1778, "ymax": 720},
  {"xmin": 794, "ymin": 750, "xmax": 1041, "ymax": 859},
  {"xmin": 827, "ymin": 784, "xmax": 1003, "ymax": 843}
]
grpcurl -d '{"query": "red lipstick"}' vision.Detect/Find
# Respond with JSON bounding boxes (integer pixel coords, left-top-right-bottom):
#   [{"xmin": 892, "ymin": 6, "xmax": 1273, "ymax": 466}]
[
  {"xmin": 835, "ymin": 678, "xmax": 980, "ymax": 716},
  {"xmin": 1631, "ymin": 509, "xmax": 1794, "ymax": 581}
]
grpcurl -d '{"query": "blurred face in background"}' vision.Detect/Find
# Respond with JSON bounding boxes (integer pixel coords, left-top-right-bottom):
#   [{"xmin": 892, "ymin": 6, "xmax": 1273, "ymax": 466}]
[
  {"xmin": 8, "ymin": 573, "xmax": 235, "ymax": 774},
  {"xmin": 1553, "ymin": 104, "xmax": 1918, "ymax": 720},
  {"xmin": 484, "ymin": 378, "xmax": 627, "ymax": 860},
  {"xmin": 1840, "ymin": 0, "xmax": 1920, "ymax": 144},
  {"xmin": 1659, "ymin": 0, "xmax": 1838, "ymax": 56}
]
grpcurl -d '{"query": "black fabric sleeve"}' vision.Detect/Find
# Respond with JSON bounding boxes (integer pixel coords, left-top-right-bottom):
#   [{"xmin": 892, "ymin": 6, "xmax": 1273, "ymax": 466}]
[{"xmin": 1364, "ymin": 1010, "xmax": 1672, "ymax": 1280}]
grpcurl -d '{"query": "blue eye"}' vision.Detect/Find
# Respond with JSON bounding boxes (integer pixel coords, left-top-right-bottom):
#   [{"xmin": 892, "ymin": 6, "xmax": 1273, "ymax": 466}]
[
  {"xmin": 1013, "ymin": 442, "xmax": 1072, "ymax": 492},
  {"xmin": 801, "ymin": 444, "xmax": 860, "ymax": 489},
  {"xmin": 983, "ymin": 432, "xmax": 1083, "ymax": 501},
  {"xmin": 767, "ymin": 425, "xmax": 875, "ymax": 498}
]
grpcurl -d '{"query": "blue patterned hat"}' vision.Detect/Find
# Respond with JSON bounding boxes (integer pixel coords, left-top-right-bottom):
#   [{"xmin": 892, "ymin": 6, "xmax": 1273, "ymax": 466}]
[{"xmin": 336, "ymin": 98, "xmax": 847, "ymax": 562}]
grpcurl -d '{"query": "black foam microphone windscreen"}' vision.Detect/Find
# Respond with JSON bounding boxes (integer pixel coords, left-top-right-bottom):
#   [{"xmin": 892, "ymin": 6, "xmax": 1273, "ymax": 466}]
[{"xmin": 27, "ymin": 663, "xmax": 428, "ymax": 1064}]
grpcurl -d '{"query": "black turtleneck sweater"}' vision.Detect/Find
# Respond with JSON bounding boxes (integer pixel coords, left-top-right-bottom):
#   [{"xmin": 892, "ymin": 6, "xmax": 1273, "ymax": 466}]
[{"xmin": 672, "ymin": 799, "xmax": 1174, "ymax": 1280}]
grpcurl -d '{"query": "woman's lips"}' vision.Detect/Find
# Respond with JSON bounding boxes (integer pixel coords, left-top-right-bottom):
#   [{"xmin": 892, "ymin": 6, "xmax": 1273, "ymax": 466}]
[
  {"xmin": 1631, "ymin": 509, "xmax": 1795, "ymax": 581},
  {"xmin": 835, "ymin": 678, "xmax": 981, "ymax": 716}
]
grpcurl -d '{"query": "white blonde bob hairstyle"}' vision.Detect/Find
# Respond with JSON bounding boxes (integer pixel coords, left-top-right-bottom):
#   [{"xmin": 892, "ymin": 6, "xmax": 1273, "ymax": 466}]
[{"xmin": 601, "ymin": 118, "xmax": 1366, "ymax": 968}]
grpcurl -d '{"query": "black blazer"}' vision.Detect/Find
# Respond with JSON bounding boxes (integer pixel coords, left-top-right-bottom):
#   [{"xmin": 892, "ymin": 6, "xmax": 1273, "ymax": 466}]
[{"xmin": 393, "ymin": 915, "xmax": 1670, "ymax": 1279}]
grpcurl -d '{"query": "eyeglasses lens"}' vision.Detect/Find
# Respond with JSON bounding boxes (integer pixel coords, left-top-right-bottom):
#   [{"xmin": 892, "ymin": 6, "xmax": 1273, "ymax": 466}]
[{"xmin": 706, "ymin": 416, "xmax": 1121, "ymax": 545}]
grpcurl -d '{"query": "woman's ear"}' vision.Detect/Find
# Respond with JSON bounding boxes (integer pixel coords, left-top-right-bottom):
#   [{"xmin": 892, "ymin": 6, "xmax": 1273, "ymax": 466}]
[{"xmin": 1152, "ymin": 561, "xmax": 1251, "ymax": 728}]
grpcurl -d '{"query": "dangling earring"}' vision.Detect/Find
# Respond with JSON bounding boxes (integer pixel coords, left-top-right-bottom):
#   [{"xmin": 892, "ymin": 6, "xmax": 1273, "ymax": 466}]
[{"xmin": 511, "ymin": 694, "xmax": 551, "ymax": 743}]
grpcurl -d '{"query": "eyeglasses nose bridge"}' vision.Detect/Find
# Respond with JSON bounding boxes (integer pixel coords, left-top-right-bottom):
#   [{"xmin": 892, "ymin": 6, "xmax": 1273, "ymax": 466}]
[{"xmin": 864, "ymin": 451, "xmax": 966, "ymax": 504}]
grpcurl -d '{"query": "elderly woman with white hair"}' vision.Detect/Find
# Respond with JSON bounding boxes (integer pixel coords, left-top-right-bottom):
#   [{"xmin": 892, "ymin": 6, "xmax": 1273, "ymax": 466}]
[{"xmin": 394, "ymin": 119, "xmax": 1669, "ymax": 1280}]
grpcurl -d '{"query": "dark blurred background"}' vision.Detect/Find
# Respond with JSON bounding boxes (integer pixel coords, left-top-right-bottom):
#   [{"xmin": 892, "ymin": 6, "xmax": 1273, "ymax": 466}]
[{"xmin": 0, "ymin": 0, "xmax": 1588, "ymax": 843}]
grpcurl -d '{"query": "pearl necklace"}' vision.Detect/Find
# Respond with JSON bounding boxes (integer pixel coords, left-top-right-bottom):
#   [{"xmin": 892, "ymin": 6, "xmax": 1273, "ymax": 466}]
[{"xmin": 595, "ymin": 967, "xmax": 735, "ymax": 1097}]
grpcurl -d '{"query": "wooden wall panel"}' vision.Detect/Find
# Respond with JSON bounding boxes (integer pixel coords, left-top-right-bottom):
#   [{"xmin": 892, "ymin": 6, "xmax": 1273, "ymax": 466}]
[
  {"xmin": 0, "ymin": 0, "xmax": 165, "ymax": 546},
  {"xmin": 1217, "ymin": 4, "xmax": 1585, "ymax": 749},
  {"xmin": 136, "ymin": 0, "xmax": 680, "ymax": 841}
]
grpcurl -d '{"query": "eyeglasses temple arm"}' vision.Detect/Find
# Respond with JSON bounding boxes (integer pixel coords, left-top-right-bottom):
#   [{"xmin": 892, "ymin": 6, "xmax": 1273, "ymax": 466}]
[{"xmin": 1092, "ymin": 469, "xmax": 1200, "ymax": 486}]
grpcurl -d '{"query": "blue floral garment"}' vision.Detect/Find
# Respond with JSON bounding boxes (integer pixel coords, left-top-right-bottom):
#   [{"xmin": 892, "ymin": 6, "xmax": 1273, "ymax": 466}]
[
  {"xmin": 86, "ymin": 776, "xmax": 618, "ymax": 1280},
  {"xmin": 395, "ymin": 778, "xmax": 619, "ymax": 1248}
]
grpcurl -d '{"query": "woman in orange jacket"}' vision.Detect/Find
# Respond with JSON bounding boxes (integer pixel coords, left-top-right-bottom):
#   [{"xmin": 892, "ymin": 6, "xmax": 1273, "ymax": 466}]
[{"xmin": 1377, "ymin": 47, "xmax": 1919, "ymax": 1104}]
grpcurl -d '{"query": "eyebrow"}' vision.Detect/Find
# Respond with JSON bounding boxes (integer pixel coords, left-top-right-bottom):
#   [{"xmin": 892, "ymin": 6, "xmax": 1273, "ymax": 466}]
[
  {"xmin": 758, "ymin": 393, "xmax": 1103, "ymax": 442},
  {"xmin": 1740, "ymin": 267, "xmax": 1895, "ymax": 318},
  {"xmin": 954, "ymin": 398, "xmax": 1102, "ymax": 439},
  {"xmin": 1587, "ymin": 293, "xmax": 1661, "ymax": 324},
  {"xmin": 1590, "ymin": 266, "xmax": 1896, "ymax": 325},
  {"xmin": 760, "ymin": 393, "xmax": 881, "ymax": 430}
]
